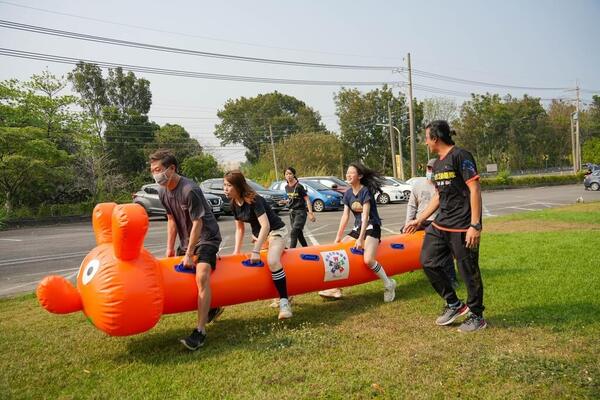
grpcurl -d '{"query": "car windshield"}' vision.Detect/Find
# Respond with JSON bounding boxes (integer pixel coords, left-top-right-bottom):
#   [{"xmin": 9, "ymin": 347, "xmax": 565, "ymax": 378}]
[
  {"xmin": 301, "ymin": 180, "xmax": 330, "ymax": 191},
  {"xmin": 383, "ymin": 178, "xmax": 398, "ymax": 186}
]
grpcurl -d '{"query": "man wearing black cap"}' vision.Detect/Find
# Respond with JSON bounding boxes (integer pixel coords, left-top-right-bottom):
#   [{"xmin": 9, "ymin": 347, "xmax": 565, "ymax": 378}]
[{"xmin": 405, "ymin": 120, "xmax": 486, "ymax": 333}]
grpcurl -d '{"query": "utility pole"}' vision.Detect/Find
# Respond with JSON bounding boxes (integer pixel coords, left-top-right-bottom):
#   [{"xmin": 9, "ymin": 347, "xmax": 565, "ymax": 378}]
[
  {"xmin": 397, "ymin": 124, "xmax": 405, "ymax": 180},
  {"xmin": 388, "ymin": 100, "xmax": 397, "ymax": 178},
  {"xmin": 269, "ymin": 124, "xmax": 279, "ymax": 181},
  {"xmin": 570, "ymin": 114, "xmax": 577, "ymax": 173},
  {"xmin": 406, "ymin": 52, "xmax": 417, "ymax": 177},
  {"xmin": 575, "ymin": 84, "xmax": 581, "ymax": 172}
]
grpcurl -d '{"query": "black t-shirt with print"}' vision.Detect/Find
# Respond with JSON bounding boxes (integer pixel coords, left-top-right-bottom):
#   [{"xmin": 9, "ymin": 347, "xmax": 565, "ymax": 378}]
[
  {"xmin": 232, "ymin": 194, "xmax": 285, "ymax": 238},
  {"xmin": 285, "ymin": 182, "xmax": 308, "ymax": 211},
  {"xmin": 342, "ymin": 186, "xmax": 382, "ymax": 229},
  {"xmin": 432, "ymin": 146, "xmax": 481, "ymax": 230}
]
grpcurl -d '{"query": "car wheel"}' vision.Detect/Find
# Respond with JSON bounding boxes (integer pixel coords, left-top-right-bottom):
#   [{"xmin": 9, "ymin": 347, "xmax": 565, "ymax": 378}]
[
  {"xmin": 378, "ymin": 193, "xmax": 390, "ymax": 204},
  {"xmin": 403, "ymin": 190, "xmax": 411, "ymax": 199},
  {"xmin": 313, "ymin": 199, "xmax": 325, "ymax": 212},
  {"xmin": 591, "ymin": 182, "xmax": 600, "ymax": 191}
]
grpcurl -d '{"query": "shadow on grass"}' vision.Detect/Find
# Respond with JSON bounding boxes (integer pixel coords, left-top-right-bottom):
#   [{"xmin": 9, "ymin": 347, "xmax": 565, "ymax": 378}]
[
  {"xmin": 116, "ymin": 275, "xmax": 434, "ymax": 365},
  {"xmin": 489, "ymin": 302, "xmax": 600, "ymax": 330}
]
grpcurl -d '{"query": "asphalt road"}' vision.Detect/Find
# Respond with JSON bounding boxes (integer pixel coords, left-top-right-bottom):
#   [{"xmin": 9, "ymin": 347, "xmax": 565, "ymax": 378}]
[{"xmin": 1, "ymin": 184, "xmax": 598, "ymax": 297}]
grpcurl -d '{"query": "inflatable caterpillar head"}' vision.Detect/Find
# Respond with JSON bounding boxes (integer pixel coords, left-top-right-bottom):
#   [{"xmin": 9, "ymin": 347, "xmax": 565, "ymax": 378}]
[{"xmin": 37, "ymin": 203, "xmax": 164, "ymax": 336}]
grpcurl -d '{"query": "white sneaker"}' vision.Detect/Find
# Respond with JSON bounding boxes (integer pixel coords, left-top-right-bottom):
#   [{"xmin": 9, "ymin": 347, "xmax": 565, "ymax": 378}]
[
  {"xmin": 384, "ymin": 279, "xmax": 397, "ymax": 302},
  {"xmin": 278, "ymin": 300, "xmax": 293, "ymax": 320},
  {"xmin": 269, "ymin": 296, "xmax": 293, "ymax": 308},
  {"xmin": 268, "ymin": 298, "xmax": 280, "ymax": 308},
  {"xmin": 318, "ymin": 288, "xmax": 343, "ymax": 299}
]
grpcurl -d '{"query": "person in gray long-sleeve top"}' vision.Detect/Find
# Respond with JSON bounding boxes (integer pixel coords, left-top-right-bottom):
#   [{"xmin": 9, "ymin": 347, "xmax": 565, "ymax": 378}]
[{"xmin": 403, "ymin": 159, "xmax": 458, "ymax": 287}]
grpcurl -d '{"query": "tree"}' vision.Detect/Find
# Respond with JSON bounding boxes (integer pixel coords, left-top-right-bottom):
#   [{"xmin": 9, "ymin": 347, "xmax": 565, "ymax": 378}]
[
  {"xmin": 335, "ymin": 85, "xmax": 410, "ymax": 174},
  {"xmin": 214, "ymin": 92, "xmax": 326, "ymax": 163},
  {"xmin": 25, "ymin": 70, "xmax": 77, "ymax": 139},
  {"xmin": 68, "ymin": 62, "xmax": 107, "ymax": 141},
  {"xmin": 0, "ymin": 127, "xmax": 71, "ymax": 212},
  {"xmin": 152, "ymin": 124, "xmax": 202, "ymax": 164},
  {"xmin": 181, "ymin": 154, "xmax": 223, "ymax": 183},
  {"xmin": 582, "ymin": 137, "xmax": 600, "ymax": 164},
  {"xmin": 422, "ymin": 97, "xmax": 458, "ymax": 124},
  {"xmin": 261, "ymin": 132, "xmax": 344, "ymax": 179},
  {"xmin": 104, "ymin": 110, "xmax": 158, "ymax": 175}
]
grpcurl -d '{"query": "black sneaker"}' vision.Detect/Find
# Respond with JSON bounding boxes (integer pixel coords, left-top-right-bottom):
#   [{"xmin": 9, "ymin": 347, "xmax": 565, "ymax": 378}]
[
  {"xmin": 458, "ymin": 314, "xmax": 487, "ymax": 333},
  {"xmin": 180, "ymin": 329, "xmax": 206, "ymax": 351},
  {"xmin": 435, "ymin": 302, "xmax": 469, "ymax": 326},
  {"xmin": 207, "ymin": 307, "xmax": 224, "ymax": 324}
]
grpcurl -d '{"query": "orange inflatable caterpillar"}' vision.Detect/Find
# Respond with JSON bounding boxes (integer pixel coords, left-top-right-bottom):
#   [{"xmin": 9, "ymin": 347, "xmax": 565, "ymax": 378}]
[{"xmin": 37, "ymin": 202, "xmax": 424, "ymax": 336}]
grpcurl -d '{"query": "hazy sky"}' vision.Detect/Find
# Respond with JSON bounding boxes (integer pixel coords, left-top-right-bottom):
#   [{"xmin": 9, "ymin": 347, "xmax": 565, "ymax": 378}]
[{"xmin": 1, "ymin": 0, "xmax": 599, "ymax": 164}]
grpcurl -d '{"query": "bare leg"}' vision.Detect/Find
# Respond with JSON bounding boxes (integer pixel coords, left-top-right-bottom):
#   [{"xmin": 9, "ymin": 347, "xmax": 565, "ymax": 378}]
[{"xmin": 195, "ymin": 263, "xmax": 212, "ymax": 332}]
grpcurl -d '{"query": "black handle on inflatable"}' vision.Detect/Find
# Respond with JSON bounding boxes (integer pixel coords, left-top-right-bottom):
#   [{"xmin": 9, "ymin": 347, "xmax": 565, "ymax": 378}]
[
  {"xmin": 350, "ymin": 247, "xmax": 364, "ymax": 255},
  {"xmin": 174, "ymin": 262, "xmax": 196, "ymax": 274},
  {"xmin": 242, "ymin": 259, "xmax": 265, "ymax": 267}
]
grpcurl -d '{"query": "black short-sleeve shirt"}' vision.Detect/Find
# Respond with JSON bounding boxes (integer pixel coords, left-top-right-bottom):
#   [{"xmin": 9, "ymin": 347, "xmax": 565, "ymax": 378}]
[
  {"xmin": 285, "ymin": 182, "xmax": 308, "ymax": 211},
  {"xmin": 232, "ymin": 194, "xmax": 285, "ymax": 237},
  {"xmin": 343, "ymin": 186, "xmax": 382, "ymax": 229},
  {"xmin": 159, "ymin": 176, "xmax": 222, "ymax": 250},
  {"xmin": 432, "ymin": 146, "xmax": 481, "ymax": 230}
]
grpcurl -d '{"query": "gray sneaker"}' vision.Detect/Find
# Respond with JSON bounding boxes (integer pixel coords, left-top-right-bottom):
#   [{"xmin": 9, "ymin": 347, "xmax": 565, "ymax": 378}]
[
  {"xmin": 383, "ymin": 279, "xmax": 397, "ymax": 302},
  {"xmin": 435, "ymin": 302, "xmax": 469, "ymax": 326},
  {"xmin": 458, "ymin": 313, "xmax": 487, "ymax": 333}
]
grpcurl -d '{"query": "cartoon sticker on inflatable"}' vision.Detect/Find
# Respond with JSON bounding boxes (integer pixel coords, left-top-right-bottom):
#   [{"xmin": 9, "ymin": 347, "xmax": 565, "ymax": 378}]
[{"xmin": 320, "ymin": 250, "xmax": 350, "ymax": 282}]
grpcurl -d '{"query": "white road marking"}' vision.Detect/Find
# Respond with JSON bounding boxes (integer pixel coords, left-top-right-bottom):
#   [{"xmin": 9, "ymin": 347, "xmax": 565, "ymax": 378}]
[
  {"xmin": 381, "ymin": 226, "xmax": 400, "ymax": 234},
  {"xmin": 483, "ymin": 205, "xmax": 496, "ymax": 217},
  {"xmin": 0, "ymin": 238, "xmax": 22, "ymax": 242},
  {"xmin": 303, "ymin": 226, "xmax": 320, "ymax": 246},
  {"xmin": 508, "ymin": 206, "xmax": 537, "ymax": 211}
]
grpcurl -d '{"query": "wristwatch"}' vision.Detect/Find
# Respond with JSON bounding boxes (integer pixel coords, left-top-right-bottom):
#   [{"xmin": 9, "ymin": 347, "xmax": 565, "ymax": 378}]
[{"xmin": 470, "ymin": 222, "xmax": 482, "ymax": 231}]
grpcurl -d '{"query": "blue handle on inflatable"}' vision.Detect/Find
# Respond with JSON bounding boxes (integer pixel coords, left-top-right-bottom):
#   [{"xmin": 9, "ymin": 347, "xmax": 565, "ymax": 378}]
[
  {"xmin": 300, "ymin": 254, "xmax": 320, "ymax": 261},
  {"xmin": 174, "ymin": 262, "xmax": 196, "ymax": 274},
  {"xmin": 242, "ymin": 259, "xmax": 265, "ymax": 267},
  {"xmin": 390, "ymin": 243, "xmax": 405, "ymax": 250},
  {"xmin": 350, "ymin": 247, "xmax": 364, "ymax": 255}
]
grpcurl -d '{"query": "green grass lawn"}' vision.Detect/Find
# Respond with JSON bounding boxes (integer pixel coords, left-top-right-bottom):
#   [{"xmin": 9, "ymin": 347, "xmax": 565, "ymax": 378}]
[{"xmin": 2, "ymin": 204, "xmax": 599, "ymax": 399}]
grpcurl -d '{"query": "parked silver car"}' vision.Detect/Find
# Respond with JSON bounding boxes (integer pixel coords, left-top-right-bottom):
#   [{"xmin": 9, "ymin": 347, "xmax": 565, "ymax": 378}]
[
  {"xmin": 584, "ymin": 170, "xmax": 600, "ymax": 191},
  {"xmin": 132, "ymin": 183, "xmax": 223, "ymax": 218}
]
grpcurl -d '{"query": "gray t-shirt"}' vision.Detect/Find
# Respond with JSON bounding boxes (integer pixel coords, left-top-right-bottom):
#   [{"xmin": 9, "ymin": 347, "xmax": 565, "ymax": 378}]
[
  {"xmin": 405, "ymin": 177, "xmax": 438, "ymax": 225},
  {"xmin": 159, "ymin": 176, "xmax": 222, "ymax": 250}
]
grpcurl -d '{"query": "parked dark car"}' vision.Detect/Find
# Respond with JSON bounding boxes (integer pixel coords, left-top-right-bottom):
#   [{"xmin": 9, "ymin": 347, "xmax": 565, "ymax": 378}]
[
  {"xmin": 302, "ymin": 176, "xmax": 350, "ymax": 195},
  {"xmin": 132, "ymin": 183, "xmax": 224, "ymax": 218},
  {"xmin": 200, "ymin": 178, "xmax": 287, "ymax": 214},
  {"xmin": 584, "ymin": 170, "xmax": 600, "ymax": 191}
]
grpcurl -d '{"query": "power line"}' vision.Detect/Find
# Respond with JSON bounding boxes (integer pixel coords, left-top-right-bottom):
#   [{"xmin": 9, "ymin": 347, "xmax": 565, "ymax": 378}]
[
  {"xmin": 1, "ymin": 19, "xmax": 589, "ymax": 92},
  {"xmin": 0, "ymin": 48, "xmax": 401, "ymax": 87},
  {"xmin": 0, "ymin": 1, "xmax": 404, "ymax": 61},
  {"xmin": 0, "ymin": 20, "xmax": 399, "ymax": 71}
]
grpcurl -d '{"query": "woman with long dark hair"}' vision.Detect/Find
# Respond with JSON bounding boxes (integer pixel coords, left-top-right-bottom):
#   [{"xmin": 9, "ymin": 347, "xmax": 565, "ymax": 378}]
[
  {"xmin": 283, "ymin": 166, "xmax": 316, "ymax": 248},
  {"xmin": 326, "ymin": 162, "xmax": 397, "ymax": 302},
  {"xmin": 223, "ymin": 170, "xmax": 292, "ymax": 320}
]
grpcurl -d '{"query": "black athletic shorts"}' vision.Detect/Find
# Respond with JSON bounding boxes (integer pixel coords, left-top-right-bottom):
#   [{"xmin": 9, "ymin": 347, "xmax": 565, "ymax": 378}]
[
  {"xmin": 177, "ymin": 245, "xmax": 219, "ymax": 270},
  {"xmin": 347, "ymin": 224, "xmax": 382, "ymax": 240}
]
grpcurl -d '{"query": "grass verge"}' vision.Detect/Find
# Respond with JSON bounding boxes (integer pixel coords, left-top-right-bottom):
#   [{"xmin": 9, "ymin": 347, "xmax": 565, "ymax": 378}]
[{"xmin": 1, "ymin": 204, "xmax": 599, "ymax": 399}]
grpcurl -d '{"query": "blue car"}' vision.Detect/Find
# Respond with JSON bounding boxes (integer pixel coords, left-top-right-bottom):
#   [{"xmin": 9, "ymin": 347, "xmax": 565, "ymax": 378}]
[{"xmin": 269, "ymin": 179, "xmax": 343, "ymax": 212}]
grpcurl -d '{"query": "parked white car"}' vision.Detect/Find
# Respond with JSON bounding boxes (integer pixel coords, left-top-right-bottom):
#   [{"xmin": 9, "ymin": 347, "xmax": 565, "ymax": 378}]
[
  {"xmin": 376, "ymin": 178, "xmax": 406, "ymax": 204},
  {"xmin": 384, "ymin": 177, "xmax": 413, "ymax": 200}
]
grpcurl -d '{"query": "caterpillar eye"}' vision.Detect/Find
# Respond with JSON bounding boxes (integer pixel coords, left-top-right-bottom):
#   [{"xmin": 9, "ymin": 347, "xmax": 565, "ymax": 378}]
[{"xmin": 82, "ymin": 259, "xmax": 100, "ymax": 285}]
